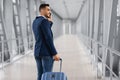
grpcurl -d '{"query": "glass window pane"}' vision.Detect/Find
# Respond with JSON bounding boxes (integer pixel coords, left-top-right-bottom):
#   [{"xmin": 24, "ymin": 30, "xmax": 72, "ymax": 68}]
[
  {"xmin": 12, "ymin": 0, "xmax": 16, "ymax": 3},
  {"xmin": 13, "ymin": 5, "xmax": 17, "ymax": 15},
  {"xmin": 15, "ymin": 16, "xmax": 19, "ymax": 25},
  {"xmin": 18, "ymin": 0, "xmax": 20, "ymax": 5},
  {"xmin": 0, "ymin": 17, "xmax": 1, "ymax": 22},
  {"xmin": 0, "ymin": 23, "xmax": 2, "ymax": 30},
  {"xmin": 27, "ymin": 18, "xmax": 30, "ymax": 24},
  {"xmin": 16, "ymin": 26, "xmax": 20, "ymax": 33},
  {"xmin": 26, "ymin": 9, "xmax": 29, "ymax": 16}
]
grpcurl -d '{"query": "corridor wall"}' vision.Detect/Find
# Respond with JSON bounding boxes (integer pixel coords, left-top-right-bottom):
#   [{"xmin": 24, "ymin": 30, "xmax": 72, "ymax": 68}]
[{"xmin": 76, "ymin": 0, "xmax": 120, "ymax": 79}]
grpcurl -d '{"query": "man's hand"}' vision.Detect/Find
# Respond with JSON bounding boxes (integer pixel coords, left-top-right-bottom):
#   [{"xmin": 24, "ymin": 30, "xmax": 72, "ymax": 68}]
[
  {"xmin": 47, "ymin": 13, "xmax": 52, "ymax": 22},
  {"xmin": 53, "ymin": 54, "xmax": 60, "ymax": 61},
  {"xmin": 47, "ymin": 17, "xmax": 52, "ymax": 22}
]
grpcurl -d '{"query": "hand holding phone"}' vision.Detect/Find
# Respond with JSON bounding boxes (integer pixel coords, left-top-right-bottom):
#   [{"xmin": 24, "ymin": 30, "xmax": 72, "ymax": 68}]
[{"xmin": 47, "ymin": 13, "xmax": 52, "ymax": 22}]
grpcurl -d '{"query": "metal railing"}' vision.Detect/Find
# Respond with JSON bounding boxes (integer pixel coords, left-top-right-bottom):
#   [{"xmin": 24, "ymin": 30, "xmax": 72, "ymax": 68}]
[
  {"xmin": 0, "ymin": 35, "xmax": 34, "ymax": 69},
  {"xmin": 78, "ymin": 34, "xmax": 120, "ymax": 80}
]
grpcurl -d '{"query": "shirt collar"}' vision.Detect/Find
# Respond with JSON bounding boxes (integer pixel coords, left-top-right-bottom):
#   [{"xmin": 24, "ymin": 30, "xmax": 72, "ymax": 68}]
[{"xmin": 40, "ymin": 15, "xmax": 47, "ymax": 19}]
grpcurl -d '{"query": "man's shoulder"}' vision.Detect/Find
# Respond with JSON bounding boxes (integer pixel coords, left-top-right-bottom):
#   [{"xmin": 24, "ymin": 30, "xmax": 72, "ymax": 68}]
[
  {"xmin": 33, "ymin": 16, "xmax": 45, "ymax": 25},
  {"xmin": 35, "ymin": 16, "xmax": 49, "ymax": 23},
  {"xmin": 35, "ymin": 16, "xmax": 45, "ymax": 21}
]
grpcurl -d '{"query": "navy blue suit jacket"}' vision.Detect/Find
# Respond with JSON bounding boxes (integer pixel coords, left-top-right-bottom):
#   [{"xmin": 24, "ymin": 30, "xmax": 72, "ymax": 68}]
[{"xmin": 32, "ymin": 16, "xmax": 57, "ymax": 57}]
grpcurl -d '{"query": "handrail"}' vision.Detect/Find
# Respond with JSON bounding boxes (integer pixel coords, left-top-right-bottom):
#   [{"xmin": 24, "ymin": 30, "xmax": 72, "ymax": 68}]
[{"xmin": 78, "ymin": 34, "xmax": 120, "ymax": 79}]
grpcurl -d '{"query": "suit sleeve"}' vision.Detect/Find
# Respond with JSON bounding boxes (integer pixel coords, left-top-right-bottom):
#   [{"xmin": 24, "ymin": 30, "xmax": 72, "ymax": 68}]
[{"xmin": 40, "ymin": 19, "xmax": 57, "ymax": 56}]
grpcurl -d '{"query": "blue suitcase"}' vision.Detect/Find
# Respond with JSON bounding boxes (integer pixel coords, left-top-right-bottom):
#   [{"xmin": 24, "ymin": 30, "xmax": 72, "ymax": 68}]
[{"xmin": 41, "ymin": 59, "xmax": 67, "ymax": 80}]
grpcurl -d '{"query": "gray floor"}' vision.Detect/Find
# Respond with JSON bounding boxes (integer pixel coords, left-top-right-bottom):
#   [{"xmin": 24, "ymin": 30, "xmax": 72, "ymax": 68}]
[{"xmin": 0, "ymin": 35, "xmax": 97, "ymax": 80}]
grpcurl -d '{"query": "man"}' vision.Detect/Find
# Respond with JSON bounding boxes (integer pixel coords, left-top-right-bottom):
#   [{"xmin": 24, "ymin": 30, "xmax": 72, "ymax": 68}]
[{"xmin": 32, "ymin": 4, "xmax": 60, "ymax": 80}]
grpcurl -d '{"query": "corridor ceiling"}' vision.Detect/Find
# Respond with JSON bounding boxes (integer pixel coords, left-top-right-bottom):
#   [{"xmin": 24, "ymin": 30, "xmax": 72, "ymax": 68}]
[{"xmin": 42, "ymin": 0, "xmax": 85, "ymax": 20}]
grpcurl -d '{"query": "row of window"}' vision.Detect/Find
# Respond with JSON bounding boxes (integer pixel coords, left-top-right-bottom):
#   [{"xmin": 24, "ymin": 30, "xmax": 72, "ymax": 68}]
[{"xmin": 0, "ymin": 0, "xmax": 37, "ymax": 64}]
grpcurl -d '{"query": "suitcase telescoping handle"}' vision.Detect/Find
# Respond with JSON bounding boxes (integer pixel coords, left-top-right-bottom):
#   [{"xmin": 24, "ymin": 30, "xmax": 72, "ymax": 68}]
[{"xmin": 54, "ymin": 58, "xmax": 62, "ymax": 72}]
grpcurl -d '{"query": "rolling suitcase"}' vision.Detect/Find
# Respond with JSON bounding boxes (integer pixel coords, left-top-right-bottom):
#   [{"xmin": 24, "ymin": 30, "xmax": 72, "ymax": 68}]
[{"xmin": 41, "ymin": 58, "xmax": 67, "ymax": 80}]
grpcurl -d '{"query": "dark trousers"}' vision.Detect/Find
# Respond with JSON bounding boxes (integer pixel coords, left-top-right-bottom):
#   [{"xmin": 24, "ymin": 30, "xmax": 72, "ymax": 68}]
[{"xmin": 35, "ymin": 56, "xmax": 54, "ymax": 80}]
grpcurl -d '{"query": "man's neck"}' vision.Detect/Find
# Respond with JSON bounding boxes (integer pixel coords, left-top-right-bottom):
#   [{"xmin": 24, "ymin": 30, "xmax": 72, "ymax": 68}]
[{"xmin": 40, "ymin": 14, "xmax": 47, "ymax": 19}]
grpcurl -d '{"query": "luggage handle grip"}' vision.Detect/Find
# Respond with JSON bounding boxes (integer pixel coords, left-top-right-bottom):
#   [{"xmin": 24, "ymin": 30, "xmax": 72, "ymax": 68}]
[
  {"xmin": 53, "ymin": 58, "xmax": 62, "ymax": 61},
  {"xmin": 54, "ymin": 58, "xmax": 62, "ymax": 72}
]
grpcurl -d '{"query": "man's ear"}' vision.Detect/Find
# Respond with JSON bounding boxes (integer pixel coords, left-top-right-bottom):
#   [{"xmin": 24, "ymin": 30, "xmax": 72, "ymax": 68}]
[
  {"xmin": 40, "ymin": 9, "xmax": 43, "ymax": 13},
  {"xmin": 41, "ymin": 9, "xmax": 45, "ymax": 14}
]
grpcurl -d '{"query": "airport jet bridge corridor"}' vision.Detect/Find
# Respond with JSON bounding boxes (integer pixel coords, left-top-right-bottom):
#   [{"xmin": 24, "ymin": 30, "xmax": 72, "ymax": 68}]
[{"xmin": 0, "ymin": 0, "xmax": 120, "ymax": 80}]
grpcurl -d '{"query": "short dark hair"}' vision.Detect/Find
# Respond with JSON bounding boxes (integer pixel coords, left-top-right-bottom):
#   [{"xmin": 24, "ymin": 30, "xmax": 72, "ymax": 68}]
[{"xmin": 39, "ymin": 4, "xmax": 49, "ymax": 11}]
